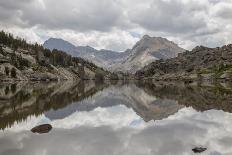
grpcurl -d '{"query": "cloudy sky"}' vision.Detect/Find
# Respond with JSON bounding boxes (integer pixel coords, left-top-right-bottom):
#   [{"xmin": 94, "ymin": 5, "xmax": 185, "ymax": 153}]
[{"xmin": 1, "ymin": 0, "xmax": 232, "ymax": 51}]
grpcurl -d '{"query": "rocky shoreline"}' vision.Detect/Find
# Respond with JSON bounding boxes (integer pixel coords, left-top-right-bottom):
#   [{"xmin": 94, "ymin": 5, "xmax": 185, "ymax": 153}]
[{"xmin": 142, "ymin": 72, "xmax": 231, "ymax": 83}]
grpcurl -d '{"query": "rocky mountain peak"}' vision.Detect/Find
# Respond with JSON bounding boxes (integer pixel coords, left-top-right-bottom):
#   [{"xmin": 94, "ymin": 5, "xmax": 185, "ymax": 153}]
[
  {"xmin": 192, "ymin": 45, "xmax": 210, "ymax": 52},
  {"xmin": 44, "ymin": 38, "xmax": 76, "ymax": 52},
  {"xmin": 114, "ymin": 35, "xmax": 185, "ymax": 73},
  {"xmin": 131, "ymin": 35, "xmax": 184, "ymax": 55},
  {"xmin": 134, "ymin": 35, "xmax": 177, "ymax": 50},
  {"xmin": 142, "ymin": 34, "xmax": 151, "ymax": 40}
]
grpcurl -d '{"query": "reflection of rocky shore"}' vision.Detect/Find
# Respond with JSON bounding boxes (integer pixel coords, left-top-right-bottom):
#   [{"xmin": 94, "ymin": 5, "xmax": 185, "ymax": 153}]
[
  {"xmin": 0, "ymin": 81, "xmax": 107, "ymax": 130},
  {"xmin": 2, "ymin": 81, "xmax": 232, "ymax": 130},
  {"xmin": 137, "ymin": 82, "xmax": 232, "ymax": 113}
]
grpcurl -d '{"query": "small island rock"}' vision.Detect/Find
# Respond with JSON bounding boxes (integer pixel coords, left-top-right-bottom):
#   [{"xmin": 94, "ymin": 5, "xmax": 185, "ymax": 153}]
[
  {"xmin": 192, "ymin": 147, "xmax": 207, "ymax": 153},
  {"xmin": 31, "ymin": 124, "xmax": 52, "ymax": 134}
]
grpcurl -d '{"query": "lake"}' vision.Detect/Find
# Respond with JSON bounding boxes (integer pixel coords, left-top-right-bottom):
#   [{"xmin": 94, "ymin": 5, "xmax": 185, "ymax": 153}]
[{"xmin": 0, "ymin": 81, "xmax": 232, "ymax": 155}]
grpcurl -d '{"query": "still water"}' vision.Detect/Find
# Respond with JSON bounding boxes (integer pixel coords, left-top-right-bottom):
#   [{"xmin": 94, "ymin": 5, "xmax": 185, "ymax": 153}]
[{"xmin": 0, "ymin": 81, "xmax": 232, "ymax": 155}]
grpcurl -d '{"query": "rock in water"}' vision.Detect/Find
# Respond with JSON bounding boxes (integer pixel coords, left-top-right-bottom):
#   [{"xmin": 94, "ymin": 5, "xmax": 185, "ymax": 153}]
[
  {"xmin": 31, "ymin": 124, "xmax": 52, "ymax": 134},
  {"xmin": 192, "ymin": 147, "xmax": 207, "ymax": 153}
]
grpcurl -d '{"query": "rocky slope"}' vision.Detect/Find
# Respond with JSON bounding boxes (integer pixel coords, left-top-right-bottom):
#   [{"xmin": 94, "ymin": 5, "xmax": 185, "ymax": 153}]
[
  {"xmin": 136, "ymin": 45, "xmax": 232, "ymax": 81},
  {"xmin": 0, "ymin": 31, "xmax": 114, "ymax": 82},
  {"xmin": 113, "ymin": 35, "xmax": 185, "ymax": 73},
  {"xmin": 43, "ymin": 35, "xmax": 184, "ymax": 73}
]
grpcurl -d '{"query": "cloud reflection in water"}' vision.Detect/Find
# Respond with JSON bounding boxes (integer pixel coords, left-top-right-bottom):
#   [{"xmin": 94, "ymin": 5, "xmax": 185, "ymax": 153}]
[{"xmin": 1, "ymin": 82, "xmax": 232, "ymax": 155}]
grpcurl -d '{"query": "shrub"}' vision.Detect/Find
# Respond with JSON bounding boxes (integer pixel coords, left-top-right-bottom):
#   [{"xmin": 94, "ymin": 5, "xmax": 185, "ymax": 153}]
[
  {"xmin": 95, "ymin": 69, "xmax": 105, "ymax": 81},
  {"xmin": 19, "ymin": 57, "xmax": 30, "ymax": 69},
  {"xmin": 11, "ymin": 68, "xmax": 17, "ymax": 78},
  {"xmin": 110, "ymin": 73, "xmax": 119, "ymax": 80},
  {"xmin": 5, "ymin": 86, "xmax": 9, "ymax": 95},
  {"xmin": 32, "ymin": 64, "xmax": 40, "ymax": 71},
  {"xmin": 5, "ymin": 66, "xmax": 9, "ymax": 76},
  {"xmin": 11, "ymin": 84, "xmax": 17, "ymax": 93}
]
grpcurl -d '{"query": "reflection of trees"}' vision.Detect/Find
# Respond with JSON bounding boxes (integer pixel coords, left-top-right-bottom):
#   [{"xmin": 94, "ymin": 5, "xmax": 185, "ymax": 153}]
[
  {"xmin": 137, "ymin": 82, "xmax": 232, "ymax": 113},
  {"xmin": 0, "ymin": 81, "xmax": 107, "ymax": 130},
  {"xmin": 2, "ymin": 80, "xmax": 232, "ymax": 130}
]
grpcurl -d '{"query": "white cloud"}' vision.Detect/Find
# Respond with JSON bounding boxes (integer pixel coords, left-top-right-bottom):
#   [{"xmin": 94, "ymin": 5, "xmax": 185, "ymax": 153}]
[
  {"xmin": 0, "ymin": 0, "xmax": 232, "ymax": 51},
  {"xmin": 43, "ymin": 29, "xmax": 139, "ymax": 51}
]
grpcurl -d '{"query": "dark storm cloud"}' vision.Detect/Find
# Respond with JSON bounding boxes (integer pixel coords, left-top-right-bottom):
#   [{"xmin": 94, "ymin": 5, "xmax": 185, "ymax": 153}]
[
  {"xmin": 0, "ymin": 0, "xmax": 33, "ymax": 10},
  {"xmin": 0, "ymin": 0, "xmax": 35, "ymax": 27},
  {"xmin": 0, "ymin": 0, "xmax": 209, "ymax": 33},
  {"xmin": 0, "ymin": 0, "xmax": 126, "ymax": 32},
  {"xmin": 128, "ymin": 0, "xmax": 208, "ymax": 34}
]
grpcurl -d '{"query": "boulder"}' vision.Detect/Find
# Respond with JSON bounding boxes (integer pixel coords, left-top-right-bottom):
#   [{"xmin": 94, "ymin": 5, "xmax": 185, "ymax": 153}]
[
  {"xmin": 18, "ymin": 53, "xmax": 36, "ymax": 64},
  {"xmin": 31, "ymin": 124, "xmax": 52, "ymax": 134},
  {"xmin": 0, "ymin": 57, "xmax": 9, "ymax": 63},
  {"xmin": 200, "ymin": 73, "xmax": 214, "ymax": 81},
  {"xmin": 192, "ymin": 147, "xmax": 207, "ymax": 153},
  {"xmin": 0, "ymin": 54, "xmax": 9, "ymax": 63},
  {"xmin": 29, "ymin": 72, "xmax": 58, "ymax": 81}
]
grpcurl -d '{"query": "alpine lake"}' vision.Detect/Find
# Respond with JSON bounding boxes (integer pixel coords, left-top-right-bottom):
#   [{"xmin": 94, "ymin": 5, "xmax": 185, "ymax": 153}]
[{"xmin": 1, "ymin": 80, "xmax": 232, "ymax": 155}]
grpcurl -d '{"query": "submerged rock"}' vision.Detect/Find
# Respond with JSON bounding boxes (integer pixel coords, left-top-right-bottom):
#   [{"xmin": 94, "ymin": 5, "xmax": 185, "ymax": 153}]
[
  {"xmin": 192, "ymin": 147, "xmax": 207, "ymax": 153},
  {"xmin": 31, "ymin": 124, "xmax": 52, "ymax": 134}
]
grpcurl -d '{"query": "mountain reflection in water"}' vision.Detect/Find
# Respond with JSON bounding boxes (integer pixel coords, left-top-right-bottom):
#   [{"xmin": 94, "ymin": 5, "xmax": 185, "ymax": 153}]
[{"xmin": 0, "ymin": 81, "xmax": 232, "ymax": 155}]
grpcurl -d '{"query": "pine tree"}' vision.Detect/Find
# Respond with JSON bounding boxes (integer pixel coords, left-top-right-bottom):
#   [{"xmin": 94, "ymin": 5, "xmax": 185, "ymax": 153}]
[
  {"xmin": 11, "ymin": 68, "xmax": 17, "ymax": 78},
  {"xmin": 5, "ymin": 67, "xmax": 9, "ymax": 76}
]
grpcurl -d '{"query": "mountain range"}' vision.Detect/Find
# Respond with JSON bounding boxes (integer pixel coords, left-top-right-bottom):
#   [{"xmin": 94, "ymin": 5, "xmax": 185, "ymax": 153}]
[{"xmin": 43, "ymin": 35, "xmax": 185, "ymax": 73}]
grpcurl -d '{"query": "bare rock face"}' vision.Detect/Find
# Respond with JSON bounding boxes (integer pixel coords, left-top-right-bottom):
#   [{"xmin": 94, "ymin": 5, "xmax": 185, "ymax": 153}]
[
  {"xmin": 28, "ymin": 72, "xmax": 58, "ymax": 81},
  {"xmin": 31, "ymin": 124, "xmax": 52, "ymax": 134},
  {"xmin": 0, "ymin": 55, "xmax": 9, "ymax": 63},
  {"xmin": 0, "ymin": 63, "xmax": 28, "ymax": 82},
  {"xmin": 115, "ymin": 35, "xmax": 185, "ymax": 73}
]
